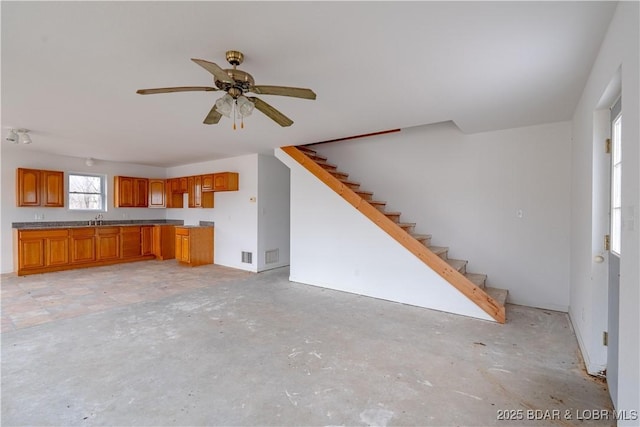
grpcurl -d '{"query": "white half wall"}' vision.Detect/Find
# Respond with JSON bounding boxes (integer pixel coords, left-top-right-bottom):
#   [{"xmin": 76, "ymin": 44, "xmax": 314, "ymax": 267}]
[
  {"xmin": 257, "ymin": 154, "xmax": 290, "ymax": 272},
  {"xmin": 570, "ymin": 1, "xmax": 639, "ymax": 418},
  {"xmin": 276, "ymin": 148, "xmax": 494, "ymax": 322},
  {"xmin": 313, "ymin": 121, "xmax": 572, "ymax": 312},
  {"xmin": 166, "ymin": 154, "xmax": 259, "ymax": 272},
  {"xmin": 1, "ymin": 148, "xmax": 167, "ymax": 274}
]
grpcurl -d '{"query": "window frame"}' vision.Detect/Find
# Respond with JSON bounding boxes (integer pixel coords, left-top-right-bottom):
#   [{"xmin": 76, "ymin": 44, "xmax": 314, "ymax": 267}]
[
  {"xmin": 610, "ymin": 109, "xmax": 622, "ymax": 256},
  {"xmin": 67, "ymin": 172, "xmax": 107, "ymax": 212}
]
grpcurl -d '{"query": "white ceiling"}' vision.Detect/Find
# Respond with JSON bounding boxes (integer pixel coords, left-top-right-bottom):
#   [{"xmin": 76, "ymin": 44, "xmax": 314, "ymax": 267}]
[{"xmin": 2, "ymin": 1, "xmax": 616, "ymax": 167}]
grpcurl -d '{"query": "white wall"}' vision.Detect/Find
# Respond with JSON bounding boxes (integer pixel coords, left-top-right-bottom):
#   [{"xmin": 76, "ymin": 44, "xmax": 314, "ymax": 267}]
[
  {"xmin": 276, "ymin": 148, "xmax": 494, "ymax": 322},
  {"xmin": 314, "ymin": 120, "xmax": 572, "ymax": 312},
  {"xmin": 570, "ymin": 2, "xmax": 639, "ymax": 418},
  {"xmin": 1, "ymin": 148, "xmax": 167, "ymax": 274},
  {"xmin": 166, "ymin": 154, "xmax": 259, "ymax": 272},
  {"xmin": 257, "ymin": 154, "xmax": 290, "ymax": 272}
]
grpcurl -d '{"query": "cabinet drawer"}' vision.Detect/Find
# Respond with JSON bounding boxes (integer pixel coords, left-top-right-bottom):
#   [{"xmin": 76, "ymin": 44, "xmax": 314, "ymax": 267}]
[
  {"xmin": 97, "ymin": 227, "xmax": 120, "ymax": 235},
  {"xmin": 19, "ymin": 229, "xmax": 69, "ymax": 239},
  {"xmin": 121, "ymin": 226, "xmax": 141, "ymax": 233},
  {"xmin": 175, "ymin": 227, "xmax": 190, "ymax": 236},
  {"xmin": 70, "ymin": 227, "xmax": 96, "ymax": 237}
]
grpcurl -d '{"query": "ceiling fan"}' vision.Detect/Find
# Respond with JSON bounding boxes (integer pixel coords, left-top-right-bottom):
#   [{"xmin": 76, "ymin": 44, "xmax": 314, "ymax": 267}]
[{"xmin": 136, "ymin": 50, "xmax": 316, "ymax": 128}]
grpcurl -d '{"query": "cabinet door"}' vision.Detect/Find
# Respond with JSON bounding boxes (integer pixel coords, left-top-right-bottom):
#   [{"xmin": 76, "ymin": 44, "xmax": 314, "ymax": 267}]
[
  {"xmin": 115, "ymin": 176, "xmax": 134, "ymax": 207},
  {"xmin": 188, "ymin": 176, "xmax": 201, "ymax": 208},
  {"xmin": 17, "ymin": 168, "xmax": 41, "ymax": 206},
  {"xmin": 213, "ymin": 172, "xmax": 239, "ymax": 191},
  {"xmin": 175, "ymin": 234, "xmax": 186, "ymax": 261},
  {"xmin": 97, "ymin": 228, "xmax": 120, "ymax": 260},
  {"xmin": 134, "ymin": 178, "xmax": 149, "ymax": 207},
  {"xmin": 201, "ymin": 174, "xmax": 214, "ymax": 191},
  {"xmin": 148, "ymin": 179, "xmax": 166, "ymax": 208},
  {"xmin": 41, "ymin": 170, "xmax": 65, "ymax": 207},
  {"xmin": 178, "ymin": 177, "xmax": 188, "ymax": 193},
  {"xmin": 71, "ymin": 235, "xmax": 96, "ymax": 263},
  {"xmin": 141, "ymin": 226, "xmax": 154, "ymax": 255},
  {"xmin": 120, "ymin": 227, "xmax": 142, "ymax": 258},
  {"xmin": 18, "ymin": 238, "xmax": 45, "ymax": 270},
  {"xmin": 45, "ymin": 235, "xmax": 69, "ymax": 266}
]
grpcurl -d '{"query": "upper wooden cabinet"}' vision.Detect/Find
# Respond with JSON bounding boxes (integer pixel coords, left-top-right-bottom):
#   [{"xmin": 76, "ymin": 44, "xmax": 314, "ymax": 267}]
[
  {"xmin": 16, "ymin": 168, "xmax": 64, "ymax": 207},
  {"xmin": 114, "ymin": 176, "xmax": 149, "ymax": 207},
  {"xmin": 201, "ymin": 174, "xmax": 214, "ymax": 191},
  {"xmin": 148, "ymin": 179, "xmax": 166, "ymax": 208},
  {"xmin": 213, "ymin": 172, "xmax": 239, "ymax": 191}
]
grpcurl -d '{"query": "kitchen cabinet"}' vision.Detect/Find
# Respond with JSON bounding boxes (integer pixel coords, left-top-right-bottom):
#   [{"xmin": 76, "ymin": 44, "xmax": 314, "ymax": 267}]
[
  {"xmin": 175, "ymin": 226, "xmax": 213, "ymax": 266},
  {"xmin": 114, "ymin": 176, "xmax": 148, "ymax": 207},
  {"xmin": 70, "ymin": 228, "xmax": 96, "ymax": 264},
  {"xmin": 97, "ymin": 227, "xmax": 120, "ymax": 260},
  {"xmin": 141, "ymin": 225, "xmax": 154, "ymax": 255},
  {"xmin": 14, "ymin": 225, "xmax": 165, "ymax": 276},
  {"xmin": 213, "ymin": 172, "xmax": 239, "ymax": 191},
  {"xmin": 121, "ymin": 226, "xmax": 142, "ymax": 258},
  {"xmin": 201, "ymin": 174, "xmax": 214, "ymax": 191},
  {"xmin": 187, "ymin": 175, "xmax": 214, "ymax": 208},
  {"xmin": 14, "ymin": 229, "xmax": 69, "ymax": 272},
  {"xmin": 16, "ymin": 168, "xmax": 64, "ymax": 207},
  {"xmin": 148, "ymin": 179, "xmax": 166, "ymax": 208},
  {"xmin": 153, "ymin": 225, "xmax": 175, "ymax": 260}
]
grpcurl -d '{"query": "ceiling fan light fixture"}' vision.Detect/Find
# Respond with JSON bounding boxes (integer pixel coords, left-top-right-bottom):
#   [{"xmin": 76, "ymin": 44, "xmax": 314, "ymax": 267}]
[
  {"xmin": 6, "ymin": 129, "xmax": 19, "ymax": 143},
  {"xmin": 19, "ymin": 130, "xmax": 32, "ymax": 144},
  {"xmin": 236, "ymin": 95, "xmax": 254, "ymax": 117},
  {"xmin": 215, "ymin": 93, "xmax": 233, "ymax": 118}
]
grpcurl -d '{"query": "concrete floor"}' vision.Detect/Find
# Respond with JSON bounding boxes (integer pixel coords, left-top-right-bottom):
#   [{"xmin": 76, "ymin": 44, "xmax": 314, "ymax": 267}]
[{"xmin": 1, "ymin": 263, "xmax": 612, "ymax": 426}]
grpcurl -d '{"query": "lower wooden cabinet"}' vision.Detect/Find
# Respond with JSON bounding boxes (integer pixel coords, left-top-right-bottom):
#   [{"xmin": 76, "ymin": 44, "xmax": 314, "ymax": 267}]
[
  {"xmin": 175, "ymin": 226, "xmax": 213, "ymax": 266},
  {"xmin": 13, "ymin": 224, "xmax": 176, "ymax": 276},
  {"xmin": 70, "ymin": 228, "xmax": 96, "ymax": 264},
  {"xmin": 14, "ymin": 229, "xmax": 69, "ymax": 272},
  {"xmin": 153, "ymin": 225, "xmax": 175, "ymax": 260}
]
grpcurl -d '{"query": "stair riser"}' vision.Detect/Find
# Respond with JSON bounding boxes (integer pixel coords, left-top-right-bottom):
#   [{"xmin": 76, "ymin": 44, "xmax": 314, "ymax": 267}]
[
  {"xmin": 308, "ymin": 154, "xmax": 328, "ymax": 162},
  {"xmin": 318, "ymin": 163, "xmax": 337, "ymax": 171},
  {"xmin": 415, "ymin": 237, "xmax": 432, "ymax": 246},
  {"xmin": 341, "ymin": 181, "xmax": 360, "ymax": 190},
  {"xmin": 385, "ymin": 214, "xmax": 400, "ymax": 223},
  {"xmin": 399, "ymin": 224, "xmax": 415, "ymax": 233},
  {"xmin": 330, "ymin": 172, "xmax": 349, "ymax": 180}
]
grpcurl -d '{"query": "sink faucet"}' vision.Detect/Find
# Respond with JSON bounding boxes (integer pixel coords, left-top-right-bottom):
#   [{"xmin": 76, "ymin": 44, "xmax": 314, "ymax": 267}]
[{"xmin": 88, "ymin": 214, "xmax": 104, "ymax": 226}]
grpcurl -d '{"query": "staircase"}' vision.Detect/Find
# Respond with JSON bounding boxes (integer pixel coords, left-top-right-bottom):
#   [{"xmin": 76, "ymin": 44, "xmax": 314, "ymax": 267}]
[{"xmin": 282, "ymin": 145, "xmax": 508, "ymax": 323}]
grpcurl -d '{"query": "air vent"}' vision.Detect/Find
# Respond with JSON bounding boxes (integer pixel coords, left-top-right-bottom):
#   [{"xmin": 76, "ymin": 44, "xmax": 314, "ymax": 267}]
[
  {"xmin": 241, "ymin": 251, "xmax": 253, "ymax": 264},
  {"xmin": 265, "ymin": 249, "xmax": 279, "ymax": 264}
]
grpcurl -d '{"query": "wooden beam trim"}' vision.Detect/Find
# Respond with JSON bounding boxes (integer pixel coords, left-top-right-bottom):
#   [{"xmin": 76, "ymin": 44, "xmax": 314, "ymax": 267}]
[{"xmin": 281, "ymin": 145, "xmax": 505, "ymax": 323}]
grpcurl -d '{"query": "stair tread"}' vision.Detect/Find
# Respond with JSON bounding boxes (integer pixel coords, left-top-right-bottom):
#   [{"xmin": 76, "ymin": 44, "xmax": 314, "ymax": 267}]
[
  {"xmin": 485, "ymin": 287, "xmax": 508, "ymax": 306},
  {"xmin": 369, "ymin": 200, "xmax": 385, "ymax": 204},
  {"xmin": 428, "ymin": 245, "xmax": 448, "ymax": 255},
  {"xmin": 339, "ymin": 179, "xmax": 361, "ymax": 186},
  {"xmin": 317, "ymin": 161, "xmax": 338, "ymax": 170},
  {"xmin": 297, "ymin": 146, "xmax": 316, "ymax": 154},
  {"xmin": 397, "ymin": 222, "xmax": 416, "ymax": 226},
  {"xmin": 411, "ymin": 233, "xmax": 432, "ymax": 239},
  {"xmin": 464, "ymin": 273, "xmax": 487, "ymax": 289},
  {"xmin": 384, "ymin": 211, "xmax": 402, "ymax": 215},
  {"xmin": 446, "ymin": 258, "xmax": 468, "ymax": 272}
]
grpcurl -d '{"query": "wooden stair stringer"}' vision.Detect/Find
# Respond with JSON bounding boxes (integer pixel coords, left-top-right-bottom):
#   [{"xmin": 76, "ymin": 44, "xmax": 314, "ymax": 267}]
[{"xmin": 281, "ymin": 145, "xmax": 505, "ymax": 323}]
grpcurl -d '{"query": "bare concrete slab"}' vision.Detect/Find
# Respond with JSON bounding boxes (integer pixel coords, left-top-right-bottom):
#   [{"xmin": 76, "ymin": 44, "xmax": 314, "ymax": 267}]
[{"xmin": 1, "ymin": 265, "xmax": 612, "ymax": 426}]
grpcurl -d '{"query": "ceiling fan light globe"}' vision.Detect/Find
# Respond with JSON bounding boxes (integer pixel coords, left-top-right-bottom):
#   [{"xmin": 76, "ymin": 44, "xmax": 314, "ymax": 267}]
[
  {"xmin": 20, "ymin": 132, "xmax": 32, "ymax": 144},
  {"xmin": 215, "ymin": 93, "xmax": 233, "ymax": 118},
  {"xmin": 6, "ymin": 129, "xmax": 18, "ymax": 143},
  {"xmin": 236, "ymin": 96, "xmax": 255, "ymax": 117}
]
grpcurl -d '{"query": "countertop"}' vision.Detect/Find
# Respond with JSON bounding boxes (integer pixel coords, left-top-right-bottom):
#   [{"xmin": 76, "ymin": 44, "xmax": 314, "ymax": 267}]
[{"xmin": 12, "ymin": 219, "xmax": 185, "ymax": 230}]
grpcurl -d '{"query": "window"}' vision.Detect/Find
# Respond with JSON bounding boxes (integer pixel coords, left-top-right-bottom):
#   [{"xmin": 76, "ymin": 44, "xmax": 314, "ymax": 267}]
[
  {"xmin": 68, "ymin": 173, "xmax": 106, "ymax": 211},
  {"xmin": 611, "ymin": 111, "xmax": 622, "ymax": 255}
]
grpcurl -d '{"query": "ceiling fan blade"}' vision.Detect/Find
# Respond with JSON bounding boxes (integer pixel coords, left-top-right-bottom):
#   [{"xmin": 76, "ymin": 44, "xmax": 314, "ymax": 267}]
[
  {"xmin": 250, "ymin": 85, "xmax": 316, "ymax": 100},
  {"xmin": 191, "ymin": 58, "xmax": 234, "ymax": 84},
  {"xmin": 136, "ymin": 86, "xmax": 218, "ymax": 95},
  {"xmin": 248, "ymin": 97, "xmax": 293, "ymax": 127},
  {"xmin": 203, "ymin": 105, "xmax": 223, "ymax": 125}
]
